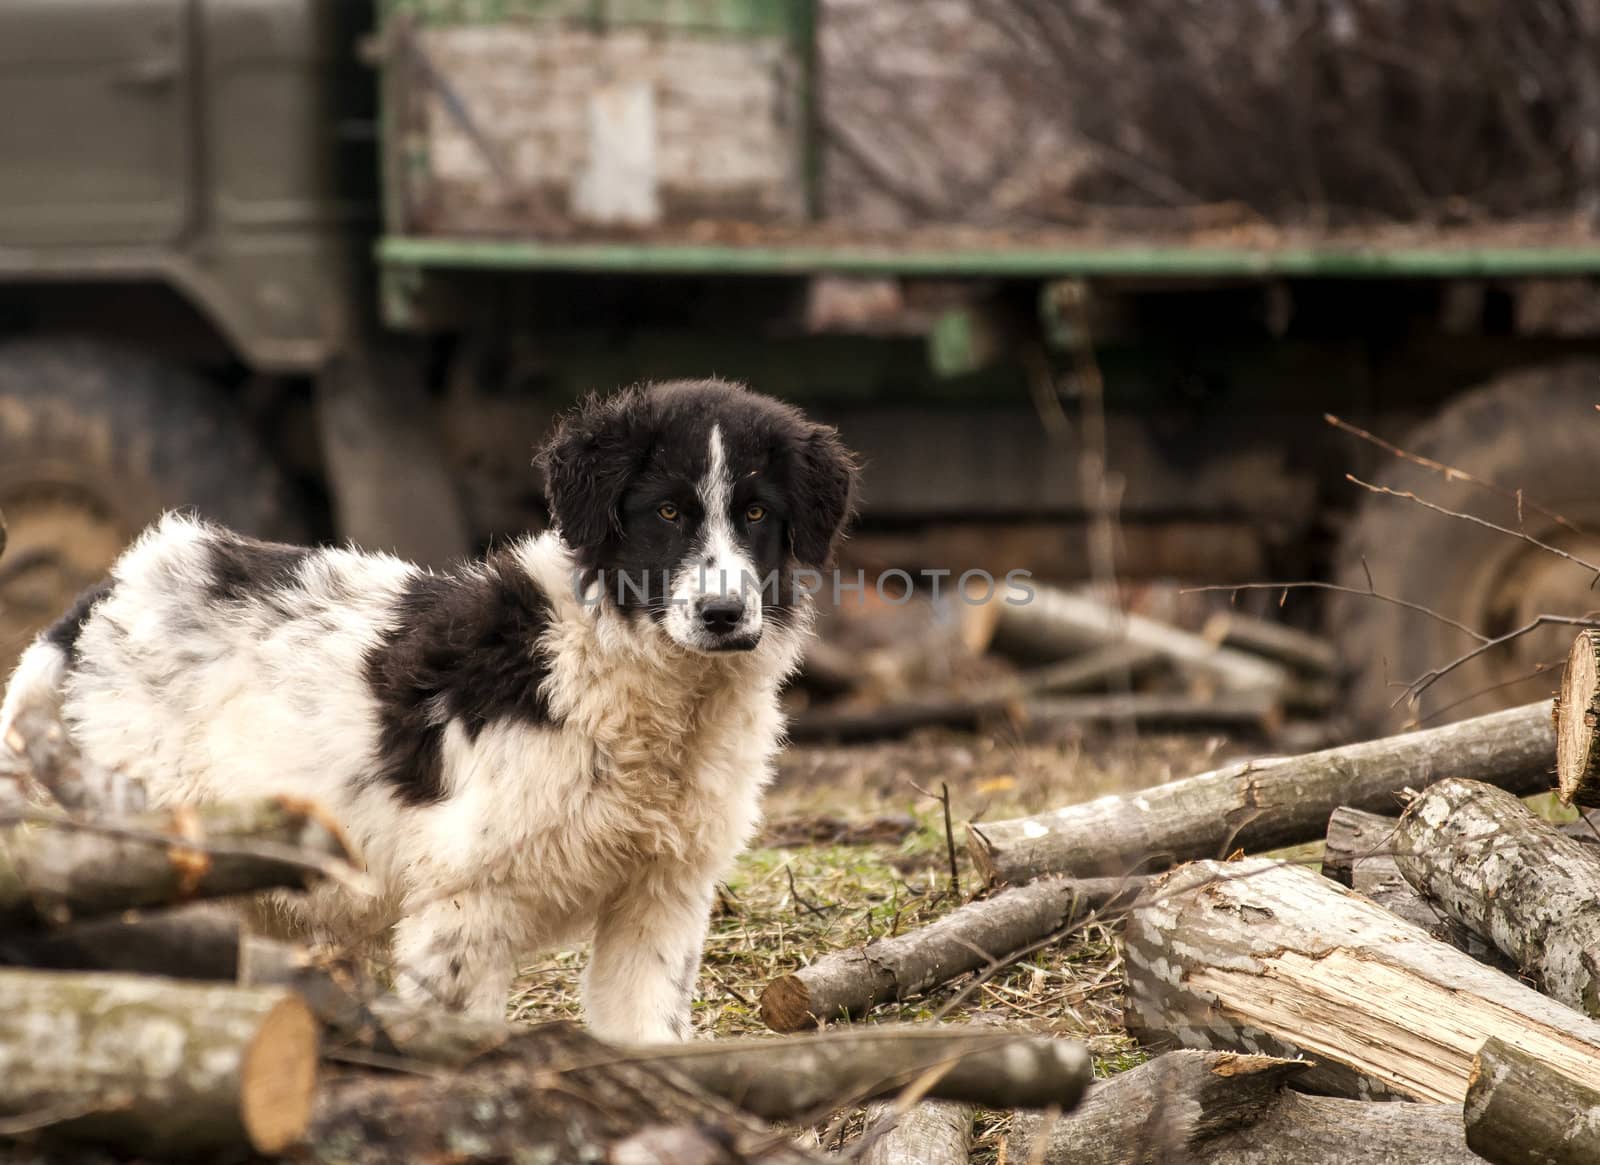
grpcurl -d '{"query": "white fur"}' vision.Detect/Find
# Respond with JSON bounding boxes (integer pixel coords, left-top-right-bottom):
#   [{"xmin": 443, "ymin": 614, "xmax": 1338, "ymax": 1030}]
[
  {"xmin": 1, "ymin": 513, "xmax": 809, "ymax": 1042},
  {"xmin": 665, "ymin": 425, "xmax": 764, "ymax": 651}
]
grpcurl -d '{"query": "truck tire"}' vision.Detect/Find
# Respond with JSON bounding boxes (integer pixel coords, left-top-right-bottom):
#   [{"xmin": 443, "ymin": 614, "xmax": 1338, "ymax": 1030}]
[
  {"xmin": 0, "ymin": 339, "xmax": 303, "ymax": 669},
  {"xmin": 1330, "ymin": 362, "xmax": 1600, "ymax": 735}
]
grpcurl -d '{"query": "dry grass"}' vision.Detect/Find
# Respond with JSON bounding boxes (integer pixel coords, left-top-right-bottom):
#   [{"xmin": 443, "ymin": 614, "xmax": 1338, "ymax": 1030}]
[{"xmin": 508, "ymin": 726, "xmax": 1256, "ymax": 1158}]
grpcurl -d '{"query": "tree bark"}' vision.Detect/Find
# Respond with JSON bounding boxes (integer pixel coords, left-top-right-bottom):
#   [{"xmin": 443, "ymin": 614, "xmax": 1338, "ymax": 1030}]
[
  {"xmin": 0, "ymin": 695, "xmax": 141, "ymax": 814},
  {"xmin": 305, "ymin": 1020, "xmax": 825, "ymax": 1165},
  {"xmin": 1393, "ymin": 778, "xmax": 1600, "ymax": 1016},
  {"xmin": 760, "ymin": 875, "xmax": 1144, "ymax": 1030},
  {"xmin": 0, "ymin": 902, "xmax": 243, "ymax": 980},
  {"xmin": 0, "ymin": 797, "xmax": 360, "ymax": 927},
  {"xmin": 653, "ymin": 1027, "xmax": 1091, "ymax": 1119},
  {"xmin": 1123, "ymin": 858, "xmax": 1600, "ymax": 1102},
  {"xmin": 858, "ymin": 1100, "xmax": 972, "ymax": 1165},
  {"xmin": 0, "ymin": 969, "xmax": 316, "ymax": 1156},
  {"xmin": 1201, "ymin": 610, "xmax": 1338, "ymax": 676},
  {"xmin": 1011, "ymin": 1049, "xmax": 1476, "ymax": 1165},
  {"xmin": 1557, "ymin": 627, "xmax": 1600, "ymax": 806},
  {"xmin": 1465, "ymin": 1036, "xmax": 1600, "ymax": 1165},
  {"xmin": 298, "ymin": 985, "xmax": 1094, "ymax": 1121},
  {"xmin": 1321, "ymin": 807, "xmax": 1508, "ymax": 967},
  {"xmin": 969, "ymin": 699, "xmax": 1554, "ymax": 884}
]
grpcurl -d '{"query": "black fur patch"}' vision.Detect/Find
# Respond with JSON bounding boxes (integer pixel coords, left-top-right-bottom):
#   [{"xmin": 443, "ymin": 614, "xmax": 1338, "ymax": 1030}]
[
  {"xmin": 364, "ymin": 553, "xmax": 557, "ymax": 805},
  {"xmin": 43, "ymin": 578, "xmax": 115, "ymax": 664},
  {"xmin": 206, "ymin": 535, "xmax": 312, "ymax": 605}
]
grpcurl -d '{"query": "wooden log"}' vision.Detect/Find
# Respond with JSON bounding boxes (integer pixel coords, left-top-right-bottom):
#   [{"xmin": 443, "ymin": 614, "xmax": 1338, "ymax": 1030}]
[
  {"xmin": 304, "ymin": 1020, "xmax": 825, "ymax": 1165},
  {"xmin": 1465, "ymin": 1036, "xmax": 1600, "ymax": 1165},
  {"xmin": 1011, "ymin": 1049, "xmax": 1476, "ymax": 1165},
  {"xmin": 859, "ymin": 1100, "xmax": 972, "ymax": 1165},
  {"xmin": 1557, "ymin": 627, "xmax": 1600, "ymax": 806},
  {"xmin": 760, "ymin": 875, "xmax": 1144, "ymax": 1030},
  {"xmin": 0, "ymin": 969, "xmax": 316, "ymax": 1156},
  {"xmin": 0, "ymin": 696, "xmax": 140, "ymax": 815},
  {"xmin": 1321, "ymin": 807, "xmax": 1509, "ymax": 967},
  {"xmin": 655, "ymin": 1027, "xmax": 1091, "ymax": 1119},
  {"xmin": 969, "ymin": 698, "xmax": 1555, "ymax": 884},
  {"xmin": 0, "ymin": 903, "xmax": 243, "ymax": 980},
  {"xmin": 0, "ymin": 797, "xmax": 361, "ymax": 927},
  {"xmin": 302, "ymin": 985, "xmax": 1093, "ymax": 1121},
  {"xmin": 987, "ymin": 583, "xmax": 1290, "ymax": 694},
  {"xmin": 1123, "ymin": 858, "xmax": 1600, "ymax": 1102},
  {"xmin": 1202, "ymin": 610, "xmax": 1338, "ymax": 676},
  {"xmin": 1392, "ymin": 778, "xmax": 1600, "ymax": 1015},
  {"xmin": 789, "ymin": 690, "xmax": 1274, "ymax": 743}
]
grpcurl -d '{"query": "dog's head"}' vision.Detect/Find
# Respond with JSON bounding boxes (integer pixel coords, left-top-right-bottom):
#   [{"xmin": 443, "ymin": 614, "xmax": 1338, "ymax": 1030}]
[{"xmin": 539, "ymin": 380, "xmax": 858, "ymax": 653}]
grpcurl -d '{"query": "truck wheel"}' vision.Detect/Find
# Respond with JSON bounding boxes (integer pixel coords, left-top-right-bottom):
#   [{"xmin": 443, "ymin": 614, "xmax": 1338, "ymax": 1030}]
[
  {"xmin": 1330, "ymin": 362, "xmax": 1600, "ymax": 734},
  {"xmin": 0, "ymin": 339, "xmax": 303, "ymax": 669}
]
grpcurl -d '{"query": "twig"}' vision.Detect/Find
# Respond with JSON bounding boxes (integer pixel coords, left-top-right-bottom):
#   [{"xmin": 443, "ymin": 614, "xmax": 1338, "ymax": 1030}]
[
  {"xmin": 1401, "ymin": 613, "xmax": 1600, "ymax": 704},
  {"xmin": 1181, "ymin": 580, "xmax": 1487, "ymax": 642},
  {"xmin": 907, "ymin": 779, "xmax": 961, "ymax": 898},
  {"xmin": 785, "ymin": 864, "xmax": 831, "ymax": 921},
  {"xmin": 1325, "ymin": 413, "xmax": 1586, "ymax": 536},
  {"xmin": 1347, "ymin": 474, "xmax": 1600, "ymax": 582}
]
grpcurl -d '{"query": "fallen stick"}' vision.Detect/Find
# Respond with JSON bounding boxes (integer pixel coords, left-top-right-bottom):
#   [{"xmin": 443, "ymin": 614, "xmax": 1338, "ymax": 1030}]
[
  {"xmin": 0, "ymin": 902, "xmax": 244, "ymax": 980},
  {"xmin": 789, "ymin": 690, "xmax": 1275, "ymax": 743},
  {"xmin": 859, "ymin": 1100, "xmax": 972, "ymax": 1165},
  {"xmin": 987, "ymin": 583, "xmax": 1290, "ymax": 693},
  {"xmin": 969, "ymin": 698, "xmax": 1554, "ymax": 883},
  {"xmin": 1465, "ymin": 1036, "xmax": 1600, "ymax": 1165},
  {"xmin": 760, "ymin": 875, "xmax": 1144, "ymax": 1031},
  {"xmin": 1202, "ymin": 610, "xmax": 1339, "ymax": 676},
  {"xmin": 650, "ymin": 1027, "xmax": 1091, "ymax": 1119},
  {"xmin": 1321, "ymin": 807, "xmax": 1508, "ymax": 966},
  {"xmin": 1392, "ymin": 779, "xmax": 1600, "ymax": 1015},
  {"xmin": 1123, "ymin": 858, "xmax": 1600, "ymax": 1102},
  {"xmin": 1556, "ymin": 627, "xmax": 1600, "ymax": 806},
  {"xmin": 304, "ymin": 988, "xmax": 1093, "ymax": 1120},
  {"xmin": 0, "ymin": 969, "xmax": 316, "ymax": 1157},
  {"xmin": 1011, "ymin": 1049, "xmax": 1475, "ymax": 1164},
  {"xmin": 306, "ymin": 1020, "xmax": 826, "ymax": 1165},
  {"xmin": 0, "ymin": 797, "xmax": 361, "ymax": 926}
]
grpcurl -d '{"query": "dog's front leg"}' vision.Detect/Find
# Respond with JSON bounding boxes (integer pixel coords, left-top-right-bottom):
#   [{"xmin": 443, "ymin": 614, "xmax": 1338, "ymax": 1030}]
[
  {"xmin": 392, "ymin": 888, "xmax": 521, "ymax": 1018},
  {"xmin": 584, "ymin": 868, "xmax": 714, "ymax": 1043}
]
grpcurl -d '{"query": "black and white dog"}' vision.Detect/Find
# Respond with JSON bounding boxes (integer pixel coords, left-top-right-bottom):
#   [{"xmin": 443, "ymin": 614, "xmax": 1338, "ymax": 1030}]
[{"xmin": 0, "ymin": 379, "xmax": 857, "ymax": 1042}]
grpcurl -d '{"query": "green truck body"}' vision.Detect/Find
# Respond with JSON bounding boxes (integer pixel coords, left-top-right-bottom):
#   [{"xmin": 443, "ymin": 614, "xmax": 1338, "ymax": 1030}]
[{"xmin": 4, "ymin": 0, "xmax": 1600, "ymax": 726}]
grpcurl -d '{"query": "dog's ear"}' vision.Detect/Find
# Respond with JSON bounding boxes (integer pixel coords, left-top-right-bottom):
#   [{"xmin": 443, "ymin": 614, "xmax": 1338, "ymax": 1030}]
[
  {"xmin": 537, "ymin": 393, "xmax": 643, "ymax": 553},
  {"xmin": 788, "ymin": 423, "xmax": 859, "ymax": 567}
]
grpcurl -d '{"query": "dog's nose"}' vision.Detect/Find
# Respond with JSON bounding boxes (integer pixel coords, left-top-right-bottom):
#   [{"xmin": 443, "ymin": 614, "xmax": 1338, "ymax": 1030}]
[{"xmin": 700, "ymin": 598, "xmax": 745, "ymax": 634}]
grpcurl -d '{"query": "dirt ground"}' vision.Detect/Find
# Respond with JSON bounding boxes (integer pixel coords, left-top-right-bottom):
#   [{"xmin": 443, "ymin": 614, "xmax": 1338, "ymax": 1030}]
[{"xmin": 508, "ymin": 725, "xmax": 1261, "ymax": 1157}]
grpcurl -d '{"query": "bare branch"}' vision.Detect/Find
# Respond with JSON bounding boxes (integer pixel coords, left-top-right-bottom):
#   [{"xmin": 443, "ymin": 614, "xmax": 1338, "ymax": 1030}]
[
  {"xmin": 1347, "ymin": 474, "xmax": 1600, "ymax": 581},
  {"xmin": 1326, "ymin": 412, "xmax": 1586, "ymax": 536},
  {"xmin": 1181, "ymin": 580, "xmax": 1487, "ymax": 643}
]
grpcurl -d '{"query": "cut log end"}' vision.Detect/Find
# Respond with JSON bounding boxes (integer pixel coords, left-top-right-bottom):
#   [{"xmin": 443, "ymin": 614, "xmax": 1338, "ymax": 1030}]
[
  {"xmin": 1558, "ymin": 629, "xmax": 1600, "ymax": 806},
  {"xmin": 759, "ymin": 975, "xmax": 815, "ymax": 1033},
  {"xmin": 240, "ymin": 995, "xmax": 318, "ymax": 1154}
]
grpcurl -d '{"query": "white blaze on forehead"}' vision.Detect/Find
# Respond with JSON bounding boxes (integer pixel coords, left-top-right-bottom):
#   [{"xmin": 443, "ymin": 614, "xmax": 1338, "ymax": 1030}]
[
  {"xmin": 694, "ymin": 424, "xmax": 755, "ymax": 596},
  {"xmin": 662, "ymin": 423, "xmax": 764, "ymax": 650}
]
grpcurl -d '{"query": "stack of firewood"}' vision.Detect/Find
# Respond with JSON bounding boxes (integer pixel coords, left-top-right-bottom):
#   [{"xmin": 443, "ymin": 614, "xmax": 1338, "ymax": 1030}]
[
  {"xmin": 758, "ymin": 650, "xmax": 1600, "ymax": 1164},
  {"xmin": 0, "ymin": 699, "xmax": 1098, "ymax": 1163},
  {"xmin": 792, "ymin": 580, "xmax": 1338, "ymax": 744}
]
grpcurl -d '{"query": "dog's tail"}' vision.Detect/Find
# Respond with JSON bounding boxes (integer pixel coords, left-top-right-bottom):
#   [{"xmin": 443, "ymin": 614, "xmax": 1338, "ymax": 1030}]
[{"xmin": 0, "ymin": 638, "xmax": 70, "ymax": 749}]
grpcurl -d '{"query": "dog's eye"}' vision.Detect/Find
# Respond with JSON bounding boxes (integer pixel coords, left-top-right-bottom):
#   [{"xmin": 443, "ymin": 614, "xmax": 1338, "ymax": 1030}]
[
  {"xmin": 745, "ymin": 504, "xmax": 767, "ymax": 523},
  {"xmin": 658, "ymin": 503, "xmax": 680, "ymax": 522}
]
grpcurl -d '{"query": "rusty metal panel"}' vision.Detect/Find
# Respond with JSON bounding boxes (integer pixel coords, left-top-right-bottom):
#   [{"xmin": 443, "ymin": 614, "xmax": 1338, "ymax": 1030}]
[{"xmin": 384, "ymin": 2, "xmax": 810, "ymax": 236}]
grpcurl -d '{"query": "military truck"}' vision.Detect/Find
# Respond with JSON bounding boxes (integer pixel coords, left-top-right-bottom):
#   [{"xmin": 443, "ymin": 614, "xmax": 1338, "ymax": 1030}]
[{"xmin": 4, "ymin": 0, "xmax": 1600, "ymax": 730}]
